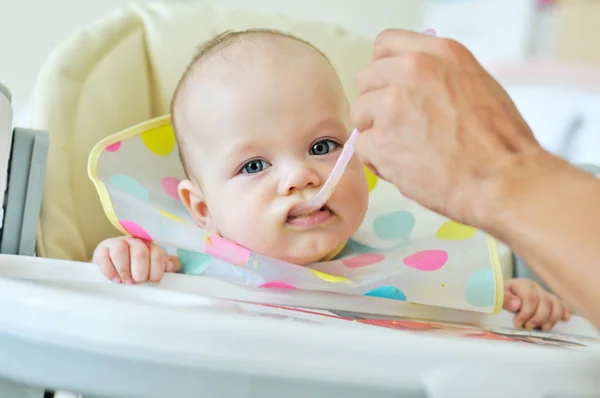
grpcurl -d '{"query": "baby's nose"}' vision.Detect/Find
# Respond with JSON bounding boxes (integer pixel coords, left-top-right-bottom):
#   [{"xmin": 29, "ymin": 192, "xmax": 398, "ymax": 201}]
[{"xmin": 280, "ymin": 166, "xmax": 321, "ymax": 195}]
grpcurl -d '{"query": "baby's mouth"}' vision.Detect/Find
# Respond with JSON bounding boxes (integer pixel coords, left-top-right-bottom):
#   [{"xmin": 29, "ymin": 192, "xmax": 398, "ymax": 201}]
[{"xmin": 286, "ymin": 205, "xmax": 334, "ymax": 225}]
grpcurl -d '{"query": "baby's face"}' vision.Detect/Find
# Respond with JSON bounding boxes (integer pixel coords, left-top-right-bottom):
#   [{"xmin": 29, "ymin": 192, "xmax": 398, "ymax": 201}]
[{"xmin": 178, "ymin": 40, "xmax": 368, "ymax": 264}]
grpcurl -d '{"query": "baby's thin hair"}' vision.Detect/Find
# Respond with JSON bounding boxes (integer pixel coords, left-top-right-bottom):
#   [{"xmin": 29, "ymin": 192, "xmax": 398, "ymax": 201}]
[{"xmin": 170, "ymin": 28, "xmax": 331, "ymax": 178}]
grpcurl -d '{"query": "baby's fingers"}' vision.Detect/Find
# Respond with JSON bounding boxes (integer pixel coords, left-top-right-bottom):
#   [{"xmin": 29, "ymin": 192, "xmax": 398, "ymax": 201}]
[
  {"xmin": 510, "ymin": 282, "xmax": 539, "ymax": 328},
  {"xmin": 165, "ymin": 255, "xmax": 181, "ymax": 273},
  {"xmin": 93, "ymin": 245, "xmax": 120, "ymax": 283},
  {"xmin": 562, "ymin": 307, "xmax": 572, "ymax": 322},
  {"xmin": 503, "ymin": 290, "xmax": 521, "ymax": 313},
  {"xmin": 148, "ymin": 244, "xmax": 168, "ymax": 284},
  {"xmin": 128, "ymin": 238, "xmax": 151, "ymax": 283},
  {"xmin": 541, "ymin": 295, "xmax": 564, "ymax": 332},
  {"xmin": 525, "ymin": 289, "xmax": 552, "ymax": 330},
  {"xmin": 110, "ymin": 239, "xmax": 135, "ymax": 284}
]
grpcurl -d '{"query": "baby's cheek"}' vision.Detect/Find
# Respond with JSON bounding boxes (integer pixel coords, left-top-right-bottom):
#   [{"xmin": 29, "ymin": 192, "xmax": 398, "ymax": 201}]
[
  {"xmin": 218, "ymin": 209, "xmax": 276, "ymax": 252},
  {"xmin": 334, "ymin": 171, "xmax": 369, "ymax": 231}
]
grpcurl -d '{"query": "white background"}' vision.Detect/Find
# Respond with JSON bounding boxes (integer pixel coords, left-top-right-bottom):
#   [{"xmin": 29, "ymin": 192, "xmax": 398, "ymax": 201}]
[{"xmin": 0, "ymin": 0, "xmax": 541, "ymax": 126}]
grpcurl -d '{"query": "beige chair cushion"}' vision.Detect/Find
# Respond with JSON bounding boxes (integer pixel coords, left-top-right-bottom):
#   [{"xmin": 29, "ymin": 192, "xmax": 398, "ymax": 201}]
[{"xmin": 28, "ymin": 2, "xmax": 372, "ymax": 261}]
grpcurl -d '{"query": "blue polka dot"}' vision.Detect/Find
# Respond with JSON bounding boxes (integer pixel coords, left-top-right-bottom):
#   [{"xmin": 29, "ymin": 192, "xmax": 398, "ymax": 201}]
[
  {"xmin": 373, "ymin": 211, "xmax": 415, "ymax": 240},
  {"xmin": 177, "ymin": 248, "xmax": 211, "ymax": 275},
  {"xmin": 364, "ymin": 286, "xmax": 407, "ymax": 301},
  {"xmin": 109, "ymin": 174, "xmax": 149, "ymax": 202},
  {"xmin": 465, "ymin": 268, "xmax": 495, "ymax": 307}
]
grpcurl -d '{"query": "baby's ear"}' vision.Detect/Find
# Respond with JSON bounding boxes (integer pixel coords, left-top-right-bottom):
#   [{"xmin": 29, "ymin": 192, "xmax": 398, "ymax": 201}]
[{"xmin": 178, "ymin": 180, "xmax": 218, "ymax": 233}]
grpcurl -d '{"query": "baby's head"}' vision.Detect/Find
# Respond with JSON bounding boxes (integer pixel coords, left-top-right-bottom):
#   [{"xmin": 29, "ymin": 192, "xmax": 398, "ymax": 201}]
[{"xmin": 172, "ymin": 29, "xmax": 368, "ymax": 265}]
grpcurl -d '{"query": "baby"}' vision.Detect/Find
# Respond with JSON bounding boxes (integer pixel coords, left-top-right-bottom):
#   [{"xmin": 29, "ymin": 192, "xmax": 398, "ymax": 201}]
[{"xmin": 93, "ymin": 29, "xmax": 570, "ymax": 331}]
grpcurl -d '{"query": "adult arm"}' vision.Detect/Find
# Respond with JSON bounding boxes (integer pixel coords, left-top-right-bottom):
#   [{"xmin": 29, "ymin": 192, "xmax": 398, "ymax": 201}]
[
  {"xmin": 483, "ymin": 151, "xmax": 600, "ymax": 327},
  {"xmin": 350, "ymin": 29, "xmax": 600, "ymax": 327}
]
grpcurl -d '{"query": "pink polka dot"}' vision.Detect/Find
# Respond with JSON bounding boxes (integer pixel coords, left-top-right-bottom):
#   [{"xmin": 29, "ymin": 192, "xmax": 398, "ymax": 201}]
[
  {"xmin": 403, "ymin": 250, "xmax": 448, "ymax": 271},
  {"xmin": 258, "ymin": 282, "xmax": 297, "ymax": 289},
  {"xmin": 119, "ymin": 220, "xmax": 153, "ymax": 241},
  {"xmin": 105, "ymin": 141, "xmax": 122, "ymax": 152},
  {"xmin": 161, "ymin": 177, "xmax": 181, "ymax": 201},
  {"xmin": 342, "ymin": 253, "xmax": 386, "ymax": 268}
]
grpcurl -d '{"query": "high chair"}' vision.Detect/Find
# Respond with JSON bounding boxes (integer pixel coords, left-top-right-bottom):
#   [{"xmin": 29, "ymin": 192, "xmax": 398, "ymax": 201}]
[
  {"xmin": 26, "ymin": 1, "xmax": 376, "ymax": 265},
  {"xmin": 25, "ymin": 0, "xmax": 516, "ymax": 277},
  {"xmin": 0, "ymin": 83, "xmax": 48, "ymax": 257},
  {"xmin": 0, "ymin": 84, "xmax": 51, "ymax": 398}
]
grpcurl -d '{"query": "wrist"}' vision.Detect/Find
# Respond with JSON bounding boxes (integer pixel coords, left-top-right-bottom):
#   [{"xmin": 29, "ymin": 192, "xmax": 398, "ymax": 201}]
[{"xmin": 470, "ymin": 150, "xmax": 572, "ymax": 241}]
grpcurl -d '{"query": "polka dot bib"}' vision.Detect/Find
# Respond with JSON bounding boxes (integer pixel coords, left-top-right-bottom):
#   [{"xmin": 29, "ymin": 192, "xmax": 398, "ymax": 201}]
[{"xmin": 88, "ymin": 116, "xmax": 504, "ymax": 314}]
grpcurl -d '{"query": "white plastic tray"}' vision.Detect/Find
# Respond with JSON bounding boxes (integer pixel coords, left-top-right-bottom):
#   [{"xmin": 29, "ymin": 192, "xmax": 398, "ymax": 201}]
[{"xmin": 0, "ymin": 254, "xmax": 599, "ymax": 398}]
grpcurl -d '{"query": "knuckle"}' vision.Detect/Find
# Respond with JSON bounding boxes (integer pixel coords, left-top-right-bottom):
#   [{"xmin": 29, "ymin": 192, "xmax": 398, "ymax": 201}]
[
  {"xmin": 398, "ymin": 54, "xmax": 439, "ymax": 80},
  {"xmin": 126, "ymin": 237, "xmax": 143, "ymax": 250},
  {"xmin": 382, "ymin": 86, "xmax": 404, "ymax": 111},
  {"xmin": 151, "ymin": 247, "xmax": 167, "ymax": 265},
  {"xmin": 112, "ymin": 240, "xmax": 130, "ymax": 257},
  {"xmin": 399, "ymin": 53, "xmax": 430, "ymax": 73},
  {"xmin": 524, "ymin": 293, "xmax": 538, "ymax": 307},
  {"xmin": 437, "ymin": 38, "xmax": 468, "ymax": 58},
  {"xmin": 354, "ymin": 68, "xmax": 368, "ymax": 91},
  {"xmin": 373, "ymin": 29, "xmax": 395, "ymax": 55}
]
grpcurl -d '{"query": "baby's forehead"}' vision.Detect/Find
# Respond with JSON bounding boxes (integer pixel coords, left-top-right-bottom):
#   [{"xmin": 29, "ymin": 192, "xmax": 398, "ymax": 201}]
[
  {"xmin": 177, "ymin": 37, "xmax": 337, "ymax": 120},
  {"xmin": 173, "ymin": 32, "xmax": 347, "ymax": 173}
]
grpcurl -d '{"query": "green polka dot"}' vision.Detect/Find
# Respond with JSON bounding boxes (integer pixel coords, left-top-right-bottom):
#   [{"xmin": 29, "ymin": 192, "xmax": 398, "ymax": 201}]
[
  {"xmin": 109, "ymin": 174, "xmax": 149, "ymax": 202},
  {"xmin": 373, "ymin": 210, "xmax": 415, "ymax": 240},
  {"xmin": 177, "ymin": 248, "xmax": 211, "ymax": 275}
]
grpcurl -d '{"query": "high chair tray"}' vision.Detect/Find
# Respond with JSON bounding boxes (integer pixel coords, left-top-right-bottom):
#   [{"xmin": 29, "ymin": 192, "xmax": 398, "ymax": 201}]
[{"xmin": 0, "ymin": 254, "xmax": 599, "ymax": 398}]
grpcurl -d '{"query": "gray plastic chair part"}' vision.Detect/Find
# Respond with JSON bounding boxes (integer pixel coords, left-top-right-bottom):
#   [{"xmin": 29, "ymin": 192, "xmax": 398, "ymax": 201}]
[
  {"xmin": 0, "ymin": 331, "xmax": 426, "ymax": 398},
  {"xmin": 0, "ymin": 128, "xmax": 49, "ymax": 256},
  {"xmin": 0, "ymin": 83, "xmax": 11, "ymax": 103}
]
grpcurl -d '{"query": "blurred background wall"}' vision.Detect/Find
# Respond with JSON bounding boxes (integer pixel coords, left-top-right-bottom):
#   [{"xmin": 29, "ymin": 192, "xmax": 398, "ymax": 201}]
[{"xmin": 2, "ymin": 0, "xmax": 599, "ymax": 165}]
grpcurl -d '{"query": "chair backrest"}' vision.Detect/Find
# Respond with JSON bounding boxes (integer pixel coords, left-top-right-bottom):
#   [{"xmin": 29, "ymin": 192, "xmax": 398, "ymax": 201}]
[{"xmin": 28, "ymin": 2, "xmax": 373, "ymax": 261}]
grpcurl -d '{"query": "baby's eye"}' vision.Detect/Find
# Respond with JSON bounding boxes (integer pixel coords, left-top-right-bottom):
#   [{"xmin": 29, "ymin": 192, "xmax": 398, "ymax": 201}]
[
  {"xmin": 241, "ymin": 159, "xmax": 270, "ymax": 174},
  {"xmin": 310, "ymin": 139, "xmax": 339, "ymax": 156}
]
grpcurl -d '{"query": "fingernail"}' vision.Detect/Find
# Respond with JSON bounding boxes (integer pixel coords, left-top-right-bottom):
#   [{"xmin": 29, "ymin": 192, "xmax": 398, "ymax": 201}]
[
  {"xmin": 422, "ymin": 28, "xmax": 437, "ymax": 36},
  {"xmin": 125, "ymin": 279, "xmax": 135, "ymax": 285},
  {"xmin": 166, "ymin": 259, "xmax": 174, "ymax": 272},
  {"xmin": 541, "ymin": 324, "xmax": 550, "ymax": 332},
  {"xmin": 111, "ymin": 277, "xmax": 122, "ymax": 284},
  {"xmin": 525, "ymin": 323, "xmax": 534, "ymax": 330}
]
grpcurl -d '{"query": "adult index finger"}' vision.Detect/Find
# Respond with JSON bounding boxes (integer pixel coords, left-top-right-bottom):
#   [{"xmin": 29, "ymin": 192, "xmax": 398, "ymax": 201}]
[{"xmin": 371, "ymin": 29, "xmax": 439, "ymax": 61}]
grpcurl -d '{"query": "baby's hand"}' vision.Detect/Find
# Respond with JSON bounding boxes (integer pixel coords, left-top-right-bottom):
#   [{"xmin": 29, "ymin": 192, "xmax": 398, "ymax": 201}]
[
  {"xmin": 93, "ymin": 237, "xmax": 180, "ymax": 284},
  {"xmin": 503, "ymin": 278, "xmax": 571, "ymax": 331}
]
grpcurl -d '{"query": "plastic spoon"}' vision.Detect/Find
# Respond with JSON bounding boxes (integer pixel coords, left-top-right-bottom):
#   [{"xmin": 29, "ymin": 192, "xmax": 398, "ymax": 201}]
[
  {"xmin": 289, "ymin": 128, "xmax": 359, "ymax": 216},
  {"xmin": 289, "ymin": 29, "xmax": 436, "ymax": 217}
]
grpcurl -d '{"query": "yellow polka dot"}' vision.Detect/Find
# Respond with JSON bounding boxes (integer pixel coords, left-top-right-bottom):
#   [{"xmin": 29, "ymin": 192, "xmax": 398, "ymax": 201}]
[
  {"xmin": 436, "ymin": 221, "xmax": 477, "ymax": 240},
  {"xmin": 364, "ymin": 166, "xmax": 378, "ymax": 192},
  {"xmin": 141, "ymin": 124, "xmax": 175, "ymax": 156},
  {"xmin": 159, "ymin": 209, "xmax": 184, "ymax": 223},
  {"xmin": 311, "ymin": 269, "xmax": 352, "ymax": 284}
]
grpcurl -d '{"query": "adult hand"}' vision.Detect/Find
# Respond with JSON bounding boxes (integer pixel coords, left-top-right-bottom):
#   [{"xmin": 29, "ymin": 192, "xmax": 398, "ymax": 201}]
[
  {"xmin": 350, "ymin": 29, "xmax": 539, "ymax": 228},
  {"xmin": 350, "ymin": 29, "xmax": 600, "ymax": 328}
]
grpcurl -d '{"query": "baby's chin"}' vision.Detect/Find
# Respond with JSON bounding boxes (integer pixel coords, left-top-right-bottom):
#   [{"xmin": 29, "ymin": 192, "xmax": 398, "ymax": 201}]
[{"xmin": 264, "ymin": 239, "xmax": 347, "ymax": 266}]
